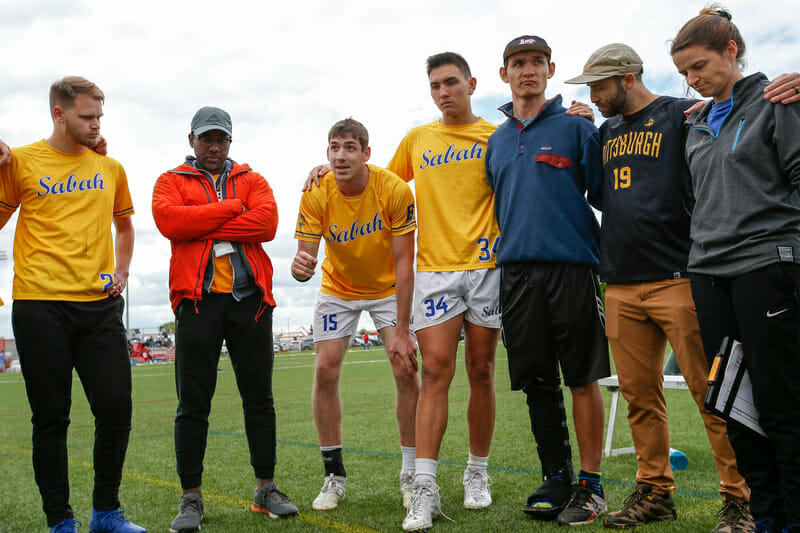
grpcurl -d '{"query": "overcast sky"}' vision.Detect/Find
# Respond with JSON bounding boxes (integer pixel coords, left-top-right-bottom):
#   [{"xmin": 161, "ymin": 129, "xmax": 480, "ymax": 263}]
[{"xmin": 0, "ymin": 0, "xmax": 797, "ymax": 338}]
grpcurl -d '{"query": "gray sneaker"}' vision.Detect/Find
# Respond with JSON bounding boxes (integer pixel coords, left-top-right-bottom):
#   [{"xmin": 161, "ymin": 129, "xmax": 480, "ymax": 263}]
[
  {"xmin": 170, "ymin": 492, "xmax": 204, "ymax": 533},
  {"xmin": 251, "ymin": 481, "xmax": 299, "ymax": 518}
]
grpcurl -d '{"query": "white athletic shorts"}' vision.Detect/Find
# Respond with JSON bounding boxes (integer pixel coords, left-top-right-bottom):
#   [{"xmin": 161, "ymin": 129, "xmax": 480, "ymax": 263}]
[
  {"xmin": 313, "ymin": 292, "xmax": 397, "ymax": 342},
  {"xmin": 411, "ymin": 268, "xmax": 501, "ymax": 332}
]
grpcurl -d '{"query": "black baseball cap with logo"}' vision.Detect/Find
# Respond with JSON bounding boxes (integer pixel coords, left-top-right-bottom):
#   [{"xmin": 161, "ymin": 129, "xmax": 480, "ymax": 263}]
[{"xmin": 503, "ymin": 35, "xmax": 552, "ymax": 61}]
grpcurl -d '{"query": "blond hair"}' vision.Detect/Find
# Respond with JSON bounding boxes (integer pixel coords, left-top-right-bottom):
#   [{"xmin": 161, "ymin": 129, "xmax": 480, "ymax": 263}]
[{"xmin": 49, "ymin": 76, "xmax": 105, "ymax": 111}]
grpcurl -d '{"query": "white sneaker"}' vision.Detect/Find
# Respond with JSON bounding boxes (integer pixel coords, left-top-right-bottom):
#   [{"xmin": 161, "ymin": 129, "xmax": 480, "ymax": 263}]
[
  {"xmin": 400, "ymin": 472, "xmax": 415, "ymax": 509},
  {"xmin": 402, "ymin": 480, "xmax": 441, "ymax": 531},
  {"xmin": 312, "ymin": 474, "xmax": 346, "ymax": 510},
  {"xmin": 463, "ymin": 467, "xmax": 492, "ymax": 509}
]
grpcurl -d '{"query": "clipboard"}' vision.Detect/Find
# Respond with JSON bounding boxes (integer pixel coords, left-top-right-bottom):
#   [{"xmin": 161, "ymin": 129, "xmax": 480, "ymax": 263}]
[{"xmin": 705, "ymin": 337, "xmax": 766, "ymax": 437}]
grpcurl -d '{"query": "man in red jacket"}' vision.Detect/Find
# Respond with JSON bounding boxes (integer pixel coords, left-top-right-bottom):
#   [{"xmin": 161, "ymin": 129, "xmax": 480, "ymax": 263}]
[{"xmin": 152, "ymin": 107, "xmax": 298, "ymax": 533}]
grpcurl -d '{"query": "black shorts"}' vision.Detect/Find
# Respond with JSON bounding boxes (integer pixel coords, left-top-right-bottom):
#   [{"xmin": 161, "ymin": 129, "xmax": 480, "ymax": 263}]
[{"xmin": 500, "ymin": 262, "xmax": 610, "ymax": 390}]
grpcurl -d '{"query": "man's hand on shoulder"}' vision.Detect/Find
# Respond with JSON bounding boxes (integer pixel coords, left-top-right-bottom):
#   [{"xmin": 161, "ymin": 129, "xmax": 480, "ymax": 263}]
[
  {"xmin": 303, "ymin": 164, "xmax": 330, "ymax": 191},
  {"xmin": 93, "ymin": 135, "xmax": 108, "ymax": 156},
  {"xmin": 291, "ymin": 250, "xmax": 317, "ymax": 281},
  {"xmin": 565, "ymin": 101, "xmax": 595, "ymax": 122},
  {"xmin": 764, "ymin": 72, "xmax": 800, "ymax": 104},
  {"xmin": 684, "ymin": 100, "xmax": 706, "ymax": 116},
  {"xmin": 0, "ymin": 139, "xmax": 10, "ymax": 165},
  {"xmin": 388, "ymin": 329, "xmax": 418, "ymax": 378}
]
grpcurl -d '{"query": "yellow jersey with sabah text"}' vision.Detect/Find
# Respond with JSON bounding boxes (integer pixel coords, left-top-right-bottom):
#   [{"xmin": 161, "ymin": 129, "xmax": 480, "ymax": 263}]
[
  {"xmin": 294, "ymin": 164, "xmax": 415, "ymax": 300},
  {"xmin": 0, "ymin": 140, "xmax": 134, "ymax": 301},
  {"xmin": 388, "ymin": 118, "xmax": 500, "ymax": 272}
]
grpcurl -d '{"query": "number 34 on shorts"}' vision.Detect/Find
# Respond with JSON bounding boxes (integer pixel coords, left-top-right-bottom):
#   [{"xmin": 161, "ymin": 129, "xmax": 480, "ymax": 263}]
[{"xmin": 423, "ymin": 296, "xmax": 449, "ymax": 318}]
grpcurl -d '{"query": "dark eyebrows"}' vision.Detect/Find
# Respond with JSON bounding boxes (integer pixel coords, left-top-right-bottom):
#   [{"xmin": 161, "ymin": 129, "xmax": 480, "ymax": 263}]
[{"xmin": 431, "ymin": 76, "xmax": 460, "ymax": 87}]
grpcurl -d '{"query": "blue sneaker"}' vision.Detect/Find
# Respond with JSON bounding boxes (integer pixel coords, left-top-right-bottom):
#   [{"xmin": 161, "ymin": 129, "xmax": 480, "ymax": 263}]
[
  {"xmin": 88, "ymin": 509, "xmax": 145, "ymax": 533},
  {"xmin": 51, "ymin": 519, "xmax": 81, "ymax": 532}
]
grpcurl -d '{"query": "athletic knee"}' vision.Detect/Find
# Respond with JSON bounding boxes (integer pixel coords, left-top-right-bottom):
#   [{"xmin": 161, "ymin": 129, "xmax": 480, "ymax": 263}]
[
  {"xmin": 314, "ymin": 361, "xmax": 341, "ymax": 390},
  {"xmin": 466, "ymin": 357, "xmax": 494, "ymax": 385},
  {"xmin": 420, "ymin": 356, "xmax": 455, "ymax": 386},
  {"xmin": 395, "ymin": 371, "xmax": 420, "ymax": 391}
]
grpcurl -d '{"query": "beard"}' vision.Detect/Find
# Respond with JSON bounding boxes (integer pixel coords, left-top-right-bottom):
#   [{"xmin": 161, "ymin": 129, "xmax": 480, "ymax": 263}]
[
  {"xmin": 602, "ymin": 82, "xmax": 629, "ymax": 117},
  {"xmin": 63, "ymin": 117, "xmax": 98, "ymax": 148}
]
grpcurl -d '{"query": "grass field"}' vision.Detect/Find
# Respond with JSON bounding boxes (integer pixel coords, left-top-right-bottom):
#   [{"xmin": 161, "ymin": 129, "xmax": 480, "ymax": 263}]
[{"xmin": 0, "ymin": 345, "xmax": 728, "ymax": 532}]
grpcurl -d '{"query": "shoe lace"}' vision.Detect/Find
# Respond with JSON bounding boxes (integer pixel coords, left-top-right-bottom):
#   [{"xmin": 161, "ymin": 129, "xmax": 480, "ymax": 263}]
[
  {"xmin": 718, "ymin": 499, "xmax": 750, "ymax": 526},
  {"xmin": 620, "ymin": 490, "xmax": 646, "ymax": 512},
  {"xmin": 406, "ymin": 484, "xmax": 432, "ymax": 519},
  {"xmin": 754, "ymin": 518, "xmax": 774, "ymax": 533},
  {"xmin": 53, "ymin": 519, "xmax": 82, "ymax": 532},
  {"xmin": 268, "ymin": 487, "xmax": 292, "ymax": 503},
  {"xmin": 407, "ymin": 482, "xmax": 455, "ymax": 524},
  {"xmin": 322, "ymin": 474, "xmax": 341, "ymax": 493},
  {"xmin": 463, "ymin": 470, "xmax": 492, "ymax": 500},
  {"xmin": 568, "ymin": 487, "xmax": 594, "ymax": 510},
  {"xmin": 179, "ymin": 496, "xmax": 202, "ymax": 515},
  {"xmin": 104, "ymin": 510, "xmax": 127, "ymax": 524}
]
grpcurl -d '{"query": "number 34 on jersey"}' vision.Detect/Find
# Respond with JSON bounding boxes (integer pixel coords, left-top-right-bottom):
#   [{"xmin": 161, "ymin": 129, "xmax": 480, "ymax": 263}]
[{"xmin": 477, "ymin": 236, "xmax": 499, "ymax": 262}]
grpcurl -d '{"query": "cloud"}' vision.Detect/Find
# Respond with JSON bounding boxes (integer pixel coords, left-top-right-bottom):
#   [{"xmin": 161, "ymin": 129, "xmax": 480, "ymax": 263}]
[{"xmin": 1, "ymin": 0, "xmax": 797, "ymax": 338}]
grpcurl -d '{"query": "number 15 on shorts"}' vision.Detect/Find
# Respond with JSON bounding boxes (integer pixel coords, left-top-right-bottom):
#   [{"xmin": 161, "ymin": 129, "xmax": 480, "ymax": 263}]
[{"xmin": 322, "ymin": 313, "xmax": 338, "ymax": 331}]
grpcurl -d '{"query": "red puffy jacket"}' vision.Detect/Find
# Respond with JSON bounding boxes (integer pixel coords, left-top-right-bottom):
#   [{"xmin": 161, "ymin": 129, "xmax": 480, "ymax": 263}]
[{"xmin": 152, "ymin": 161, "xmax": 277, "ymax": 315}]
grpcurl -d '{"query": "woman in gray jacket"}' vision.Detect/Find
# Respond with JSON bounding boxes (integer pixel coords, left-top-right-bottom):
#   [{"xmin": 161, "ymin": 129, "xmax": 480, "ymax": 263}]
[{"xmin": 671, "ymin": 5, "xmax": 800, "ymax": 533}]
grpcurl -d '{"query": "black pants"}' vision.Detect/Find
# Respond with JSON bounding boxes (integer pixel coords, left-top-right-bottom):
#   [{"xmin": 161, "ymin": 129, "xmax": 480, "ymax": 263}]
[
  {"xmin": 174, "ymin": 293, "xmax": 276, "ymax": 489},
  {"xmin": 691, "ymin": 263, "xmax": 800, "ymax": 526},
  {"xmin": 14, "ymin": 298, "xmax": 132, "ymax": 527}
]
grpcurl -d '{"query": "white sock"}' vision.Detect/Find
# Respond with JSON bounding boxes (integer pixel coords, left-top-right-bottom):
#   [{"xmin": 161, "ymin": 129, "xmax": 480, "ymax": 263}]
[
  {"xmin": 468, "ymin": 453, "xmax": 489, "ymax": 470},
  {"xmin": 401, "ymin": 446, "xmax": 416, "ymax": 474},
  {"xmin": 415, "ymin": 458, "xmax": 438, "ymax": 486}
]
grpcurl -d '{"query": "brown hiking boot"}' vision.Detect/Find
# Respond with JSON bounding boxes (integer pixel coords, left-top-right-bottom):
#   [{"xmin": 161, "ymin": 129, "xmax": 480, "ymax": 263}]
[
  {"xmin": 712, "ymin": 494, "xmax": 754, "ymax": 533},
  {"xmin": 603, "ymin": 484, "xmax": 677, "ymax": 529}
]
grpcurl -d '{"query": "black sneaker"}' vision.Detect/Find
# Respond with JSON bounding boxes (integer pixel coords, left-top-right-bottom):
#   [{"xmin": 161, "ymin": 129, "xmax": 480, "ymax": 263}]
[
  {"xmin": 524, "ymin": 473, "xmax": 573, "ymax": 520},
  {"xmin": 557, "ymin": 481, "xmax": 607, "ymax": 526},
  {"xmin": 603, "ymin": 484, "xmax": 676, "ymax": 529}
]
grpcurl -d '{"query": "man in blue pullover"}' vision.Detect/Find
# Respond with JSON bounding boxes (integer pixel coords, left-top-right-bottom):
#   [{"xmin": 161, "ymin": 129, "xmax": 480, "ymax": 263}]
[{"xmin": 485, "ymin": 35, "xmax": 609, "ymax": 527}]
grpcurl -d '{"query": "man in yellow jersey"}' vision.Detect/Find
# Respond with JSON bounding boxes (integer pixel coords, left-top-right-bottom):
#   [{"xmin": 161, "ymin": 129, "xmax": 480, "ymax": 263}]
[
  {"xmin": 0, "ymin": 77, "xmax": 143, "ymax": 533},
  {"xmin": 291, "ymin": 118, "xmax": 419, "ymax": 511},
  {"xmin": 391, "ymin": 52, "xmax": 502, "ymax": 532},
  {"xmin": 305, "ymin": 53, "xmax": 501, "ymax": 531},
  {"xmin": 153, "ymin": 107, "xmax": 298, "ymax": 532}
]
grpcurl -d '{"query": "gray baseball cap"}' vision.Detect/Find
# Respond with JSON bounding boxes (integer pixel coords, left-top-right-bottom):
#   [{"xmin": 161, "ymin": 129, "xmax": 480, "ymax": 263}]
[
  {"xmin": 190, "ymin": 106, "xmax": 232, "ymax": 136},
  {"xmin": 565, "ymin": 43, "xmax": 643, "ymax": 84}
]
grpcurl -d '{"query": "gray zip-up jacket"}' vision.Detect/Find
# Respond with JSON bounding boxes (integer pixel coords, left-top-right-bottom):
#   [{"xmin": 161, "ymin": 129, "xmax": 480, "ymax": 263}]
[{"xmin": 684, "ymin": 72, "xmax": 800, "ymax": 277}]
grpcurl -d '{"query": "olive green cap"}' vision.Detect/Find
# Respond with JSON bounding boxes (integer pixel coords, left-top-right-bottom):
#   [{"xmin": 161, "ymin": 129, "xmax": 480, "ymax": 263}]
[{"xmin": 565, "ymin": 43, "xmax": 643, "ymax": 84}]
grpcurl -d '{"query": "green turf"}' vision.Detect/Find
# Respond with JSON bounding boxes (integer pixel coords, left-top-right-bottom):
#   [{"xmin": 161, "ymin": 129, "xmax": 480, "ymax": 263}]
[{"xmin": 0, "ymin": 346, "xmax": 727, "ymax": 532}]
